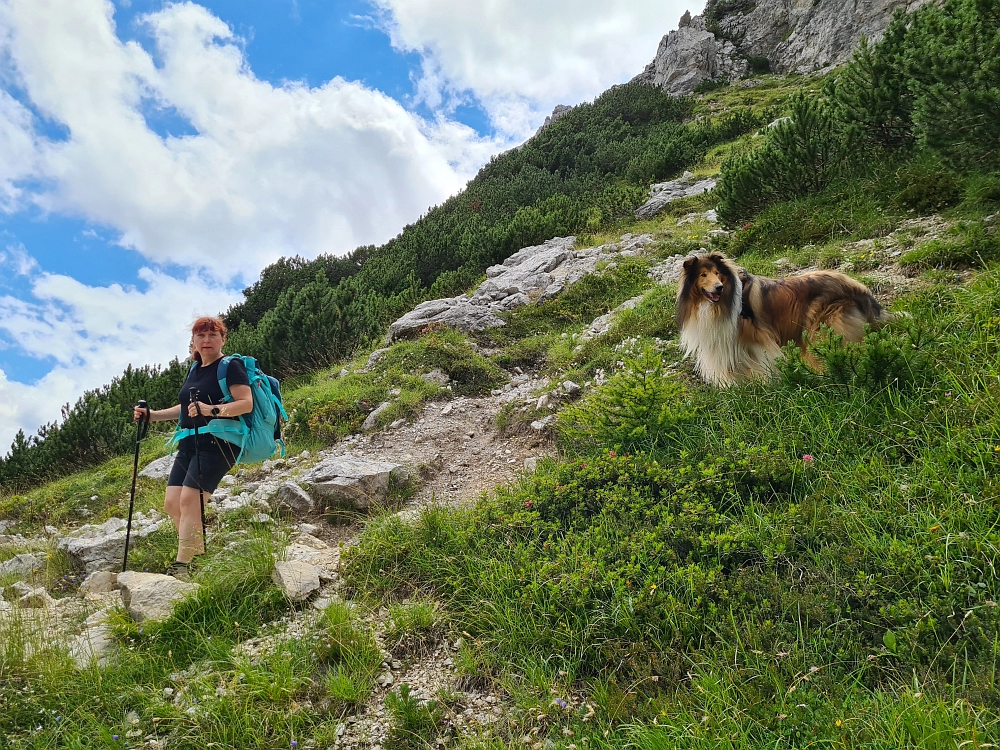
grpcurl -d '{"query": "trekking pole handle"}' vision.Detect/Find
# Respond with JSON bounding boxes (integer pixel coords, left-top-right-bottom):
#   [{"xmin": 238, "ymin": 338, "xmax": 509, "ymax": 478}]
[
  {"xmin": 190, "ymin": 389, "xmax": 203, "ymax": 417},
  {"xmin": 137, "ymin": 399, "xmax": 149, "ymax": 422}
]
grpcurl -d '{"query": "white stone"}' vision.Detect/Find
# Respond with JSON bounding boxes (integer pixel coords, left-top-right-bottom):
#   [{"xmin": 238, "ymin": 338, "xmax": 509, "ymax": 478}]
[
  {"xmin": 524, "ymin": 457, "xmax": 540, "ymax": 473},
  {"xmin": 419, "ymin": 369, "xmax": 450, "ymax": 386},
  {"xmin": 139, "ymin": 455, "xmax": 175, "ymax": 481},
  {"xmin": 562, "ymin": 381, "xmax": 582, "ymax": 397},
  {"xmin": 271, "ymin": 560, "xmax": 321, "ymax": 602},
  {"xmin": 117, "ymin": 572, "xmax": 200, "ymax": 623},
  {"xmin": 530, "ymin": 416, "xmax": 557, "ymax": 431}
]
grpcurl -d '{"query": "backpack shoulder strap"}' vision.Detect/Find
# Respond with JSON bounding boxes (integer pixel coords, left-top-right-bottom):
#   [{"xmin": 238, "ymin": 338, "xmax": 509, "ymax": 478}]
[{"xmin": 217, "ymin": 354, "xmax": 239, "ymax": 402}]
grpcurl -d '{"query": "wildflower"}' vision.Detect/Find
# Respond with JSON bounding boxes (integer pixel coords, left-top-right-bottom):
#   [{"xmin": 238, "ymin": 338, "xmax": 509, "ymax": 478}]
[
  {"xmin": 994, "ymin": 446, "xmax": 1000, "ymax": 452},
  {"xmin": 524, "ymin": 500, "xmax": 533, "ymax": 509},
  {"xmin": 112, "ymin": 736, "xmax": 119, "ymax": 742},
  {"xmin": 608, "ymin": 450, "xmax": 616, "ymax": 457},
  {"xmin": 650, "ymin": 584, "xmax": 657, "ymax": 591},
  {"xmin": 929, "ymin": 524, "xmax": 941, "ymax": 531},
  {"xmin": 802, "ymin": 454, "xmax": 814, "ymax": 463},
  {"xmin": 292, "ymin": 743, "xmax": 298, "ymax": 748},
  {"xmin": 836, "ymin": 719, "xmax": 843, "ymax": 727}
]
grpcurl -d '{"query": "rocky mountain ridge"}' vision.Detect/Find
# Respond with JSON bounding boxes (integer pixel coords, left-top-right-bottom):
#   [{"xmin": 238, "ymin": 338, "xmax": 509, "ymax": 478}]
[{"xmin": 634, "ymin": 0, "xmax": 942, "ymax": 95}]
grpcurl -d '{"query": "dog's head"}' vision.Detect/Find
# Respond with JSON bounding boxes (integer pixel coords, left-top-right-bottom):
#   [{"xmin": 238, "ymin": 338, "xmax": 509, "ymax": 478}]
[{"xmin": 679, "ymin": 252, "xmax": 740, "ymax": 306}]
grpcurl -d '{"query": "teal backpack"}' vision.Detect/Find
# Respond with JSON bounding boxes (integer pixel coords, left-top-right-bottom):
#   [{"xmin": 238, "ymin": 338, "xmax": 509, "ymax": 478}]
[{"xmin": 167, "ymin": 354, "xmax": 288, "ymax": 464}]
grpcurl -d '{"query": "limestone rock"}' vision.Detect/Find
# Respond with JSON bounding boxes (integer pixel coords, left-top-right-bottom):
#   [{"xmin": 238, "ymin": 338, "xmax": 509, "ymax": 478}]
[
  {"xmin": 271, "ymin": 560, "xmax": 321, "ymax": 602},
  {"xmin": 79, "ymin": 571, "xmax": 118, "ymax": 598},
  {"xmin": 117, "ymin": 571, "xmax": 199, "ymax": 623},
  {"xmin": 386, "ymin": 234, "xmax": 660, "ymax": 344},
  {"xmin": 284, "ymin": 543, "xmax": 340, "ymax": 582},
  {"xmin": 69, "ymin": 623, "xmax": 115, "ymax": 669},
  {"xmin": 712, "ymin": 0, "xmax": 939, "ymax": 75},
  {"xmin": 139, "ymin": 455, "xmax": 174, "ymax": 481},
  {"xmin": 58, "ymin": 517, "xmax": 166, "ymax": 574},
  {"xmin": 362, "ymin": 402, "xmax": 393, "ymax": 432},
  {"xmin": 633, "ymin": 13, "xmax": 747, "ymax": 95},
  {"xmin": 580, "ymin": 296, "xmax": 646, "ymax": 342},
  {"xmin": 536, "ymin": 104, "xmax": 574, "ymax": 134},
  {"xmin": 275, "ymin": 482, "xmax": 314, "ymax": 513},
  {"xmin": 18, "ymin": 587, "xmax": 56, "ymax": 608},
  {"xmin": 363, "ymin": 348, "xmax": 391, "ymax": 372},
  {"xmin": 0, "ymin": 553, "xmax": 44, "ymax": 577},
  {"xmin": 635, "ymin": 172, "xmax": 718, "ymax": 220},
  {"xmin": 302, "ymin": 454, "xmax": 409, "ymax": 511}
]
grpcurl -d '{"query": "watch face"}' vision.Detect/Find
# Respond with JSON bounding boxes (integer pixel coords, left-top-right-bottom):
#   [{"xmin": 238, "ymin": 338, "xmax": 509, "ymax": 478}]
[{"xmin": 211, "ymin": 407, "xmax": 220, "ymax": 416}]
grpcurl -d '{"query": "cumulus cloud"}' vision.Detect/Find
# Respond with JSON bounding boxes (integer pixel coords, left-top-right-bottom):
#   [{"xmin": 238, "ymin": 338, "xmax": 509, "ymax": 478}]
[
  {"xmin": 0, "ymin": 0, "xmax": 503, "ymax": 279},
  {"xmin": 0, "ymin": 258, "xmax": 241, "ymax": 449},
  {"xmin": 373, "ymin": 0, "xmax": 699, "ymax": 136}
]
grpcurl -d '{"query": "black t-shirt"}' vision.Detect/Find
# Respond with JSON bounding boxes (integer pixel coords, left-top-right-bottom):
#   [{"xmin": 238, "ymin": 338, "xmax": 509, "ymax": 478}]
[{"xmin": 178, "ymin": 357, "xmax": 250, "ymax": 452}]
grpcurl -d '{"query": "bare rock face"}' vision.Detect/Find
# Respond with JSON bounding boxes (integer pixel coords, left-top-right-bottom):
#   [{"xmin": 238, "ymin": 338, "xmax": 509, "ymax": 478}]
[
  {"xmin": 716, "ymin": 0, "xmax": 940, "ymax": 74},
  {"xmin": 633, "ymin": 13, "xmax": 747, "ymax": 95},
  {"xmin": 301, "ymin": 454, "xmax": 410, "ymax": 511},
  {"xmin": 69, "ymin": 624, "xmax": 115, "ymax": 669},
  {"xmin": 0, "ymin": 553, "xmax": 44, "ymax": 578},
  {"xmin": 117, "ymin": 571, "xmax": 199, "ymax": 623},
  {"xmin": 638, "ymin": 1, "xmax": 940, "ymax": 95}
]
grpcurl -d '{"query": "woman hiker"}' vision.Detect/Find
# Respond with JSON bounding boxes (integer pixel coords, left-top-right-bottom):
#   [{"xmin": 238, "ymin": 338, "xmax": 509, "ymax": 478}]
[{"xmin": 133, "ymin": 316, "xmax": 253, "ymax": 577}]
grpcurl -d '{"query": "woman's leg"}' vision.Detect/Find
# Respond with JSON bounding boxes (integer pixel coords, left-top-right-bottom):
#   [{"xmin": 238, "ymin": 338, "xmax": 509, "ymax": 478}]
[
  {"xmin": 176, "ymin": 486, "xmax": 211, "ymax": 563},
  {"xmin": 164, "ymin": 485, "xmax": 182, "ymax": 533}
]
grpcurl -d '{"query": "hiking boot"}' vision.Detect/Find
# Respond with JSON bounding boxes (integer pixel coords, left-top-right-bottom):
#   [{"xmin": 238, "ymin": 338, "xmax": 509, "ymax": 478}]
[{"xmin": 164, "ymin": 561, "xmax": 190, "ymax": 579}]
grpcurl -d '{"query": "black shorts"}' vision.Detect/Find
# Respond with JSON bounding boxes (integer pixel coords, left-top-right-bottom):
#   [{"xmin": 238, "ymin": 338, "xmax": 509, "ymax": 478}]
[{"xmin": 167, "ymin": 440, "xmax": 238, "ymax": 493}]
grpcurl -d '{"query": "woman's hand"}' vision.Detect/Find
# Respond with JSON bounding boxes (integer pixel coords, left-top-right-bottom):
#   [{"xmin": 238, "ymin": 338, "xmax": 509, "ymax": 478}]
[
  {"xmin": 133, "ymin": 405, "xmax": 150, "ymax": 422},
  {"xmin": 187, "ymin": 401, "xmax": 213, "ymax": 418}
]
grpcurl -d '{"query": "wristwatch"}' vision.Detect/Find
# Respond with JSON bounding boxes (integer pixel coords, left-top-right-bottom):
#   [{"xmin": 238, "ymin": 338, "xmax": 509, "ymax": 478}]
[{"xmin": 211, "ymin": 407, "xmax": 221, "ymax": 416}]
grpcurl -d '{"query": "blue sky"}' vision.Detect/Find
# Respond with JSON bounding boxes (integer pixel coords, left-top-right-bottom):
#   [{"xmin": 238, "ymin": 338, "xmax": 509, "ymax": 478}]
[{"xmin": 0, "ymin": 0, "xmax": 693, "ymax": 450}]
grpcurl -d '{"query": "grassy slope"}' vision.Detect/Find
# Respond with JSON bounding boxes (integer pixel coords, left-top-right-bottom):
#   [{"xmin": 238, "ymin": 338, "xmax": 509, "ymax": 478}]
[{"xmin": 5, "ymin": 75, "xmax": 1000, "ymax": 747}]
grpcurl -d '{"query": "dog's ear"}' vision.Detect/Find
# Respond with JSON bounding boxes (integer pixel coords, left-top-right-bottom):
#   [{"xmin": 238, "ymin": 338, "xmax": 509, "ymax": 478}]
[
  {"xmin": 707, "ymin": 252, "xmax": 728, "ymax": 263},
  {"xmin": 683, "ymin": 256, "xmax": 698, "ymax": 272}
]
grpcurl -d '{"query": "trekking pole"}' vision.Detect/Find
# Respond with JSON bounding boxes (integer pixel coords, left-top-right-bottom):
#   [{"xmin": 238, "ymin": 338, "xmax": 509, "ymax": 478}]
[
  {"xmin": 190, "ymin": 388, "xmax": 208, "ymax": 554},
  {"xmin": 123, "ymin": 400, "xmax": 150, "ymax": 573}
]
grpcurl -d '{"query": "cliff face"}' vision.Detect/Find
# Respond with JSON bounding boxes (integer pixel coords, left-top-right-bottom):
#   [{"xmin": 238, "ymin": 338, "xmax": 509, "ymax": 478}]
[{"xmin": 637, "ymin": 0, "xmax": 941, "ymax": 96}]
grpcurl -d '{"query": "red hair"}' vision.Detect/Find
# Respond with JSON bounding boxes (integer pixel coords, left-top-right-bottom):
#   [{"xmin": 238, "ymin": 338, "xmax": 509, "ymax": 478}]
[{"xmin": 191, "ymin": 316, "xmax": 227, "ymax": 363}]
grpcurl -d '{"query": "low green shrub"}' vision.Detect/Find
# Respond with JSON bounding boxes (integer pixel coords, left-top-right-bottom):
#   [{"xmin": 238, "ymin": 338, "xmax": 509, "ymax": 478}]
[
  {"xmin": 384, "ymin": 683, "xmax": 448, "ymax": 749},
  {"xmin": 558, "ymin": 346, "xmax": 698, "ymax": 454}
]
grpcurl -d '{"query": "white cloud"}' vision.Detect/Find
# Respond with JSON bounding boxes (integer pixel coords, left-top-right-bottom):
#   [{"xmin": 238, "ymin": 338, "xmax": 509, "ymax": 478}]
[
  {"xmin": 373, "ymin": 0, "xmax": 700, "ymax": 136},
  {"xmin": 0, "ymin": 0, "xmax": 504, "ymax": 279},
  {"xmin": 0, "ymin": 259, "xmax": 241, "ymax": 449}
]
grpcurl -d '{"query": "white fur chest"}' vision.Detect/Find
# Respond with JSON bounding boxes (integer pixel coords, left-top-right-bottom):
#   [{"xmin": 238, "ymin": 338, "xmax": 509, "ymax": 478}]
[{"xmin": 679, "ymin": 281, "xmax": 748, "ymax": 386}]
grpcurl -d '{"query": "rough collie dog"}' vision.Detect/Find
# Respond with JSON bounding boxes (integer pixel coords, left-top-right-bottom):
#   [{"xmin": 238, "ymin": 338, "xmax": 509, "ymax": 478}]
[{"xmin": 676, "ymin": 252, "xmax": 890, "ymax": 386}]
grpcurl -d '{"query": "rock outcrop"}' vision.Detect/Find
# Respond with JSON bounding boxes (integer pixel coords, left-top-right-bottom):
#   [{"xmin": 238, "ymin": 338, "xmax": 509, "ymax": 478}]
[
  {"xmin": 58, "ymin": 513, "xmax": 166, "ymax": 574},
  {"xmin": 635, "ymin": 172, "xmax": 717, "ymax": 220},
  {"xmin": 637, "ymin": 1, "xmax": 941, "ymax": 95},
  {"xmin": 386, "ymin": 235, "xmax": 656, "ymax": 343},
  {"xmin": 633, "ymin": 13, "xmax": 746, "ymax": 95}
]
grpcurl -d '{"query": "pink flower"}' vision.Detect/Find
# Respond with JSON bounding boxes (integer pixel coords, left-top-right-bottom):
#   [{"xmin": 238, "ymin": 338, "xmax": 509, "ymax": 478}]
[
  {"xmin": 524, "ymin": 500, "xmax": 533, "ymax": 509},
  {"xmin": 802, "ymin": 454, "xmax": 814, "ymax": 463}
]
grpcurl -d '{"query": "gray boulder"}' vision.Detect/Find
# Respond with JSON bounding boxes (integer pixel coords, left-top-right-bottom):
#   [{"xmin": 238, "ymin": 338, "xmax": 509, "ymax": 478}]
[
  {"xmin": 58, "ymin": 517, "xmax": 166, "ymax": 574},
  {"xmin": 275, "ymin": 482, "xmax": 315, "ymax": 514},
  {"xmin": 271, "ymin": 560, "xmax": 321, "ymax": 602},
  {"xmin": 0, "ymin": 553, "xmax": 44, "ymax": 577},
  {"xmin": 635, "ymin": 172, "xmax": 718, "ymax": 220},
  {"xmin": 301, "ymin": 454, "xmax": 409, "ymax": 511},
  {"xmin": 117, "ymin": 571, "xmax": 199, "ymax": 623},
  {"xmin": 139, "ymin": 455, "xmax": 174, "ymax": 481},
  {"xmin": 420, "ymin": 369, "xmax": 451, "ymax": 386},
  {"xmin": 361, "ymin": 401, "xmax": 393, "ymax": 432}
]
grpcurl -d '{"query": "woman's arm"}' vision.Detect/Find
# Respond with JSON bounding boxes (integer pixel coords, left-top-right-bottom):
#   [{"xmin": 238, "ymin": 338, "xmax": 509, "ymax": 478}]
[
  {"xmin": 187, "ymin": 384, "xmax": 253, "ymax": 419},
  {"xmin": 134, "ymin": 404, "xmax": 181, "ymax": 423}
]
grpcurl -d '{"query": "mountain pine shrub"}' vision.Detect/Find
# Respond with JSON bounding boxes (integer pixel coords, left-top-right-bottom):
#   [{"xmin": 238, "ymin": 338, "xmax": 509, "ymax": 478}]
[{"xmin": 717, "ymin": 94, "xmax": 852, "ymax": 225}]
